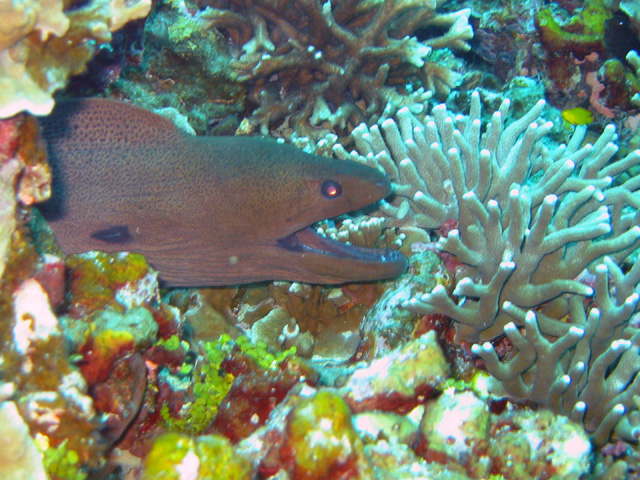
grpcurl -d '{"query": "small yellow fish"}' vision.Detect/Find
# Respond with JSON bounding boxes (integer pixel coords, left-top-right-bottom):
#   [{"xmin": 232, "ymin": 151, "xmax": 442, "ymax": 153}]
[{"xmin": 562, "ymin": 107, "xmax": 594, "ymax": 125}]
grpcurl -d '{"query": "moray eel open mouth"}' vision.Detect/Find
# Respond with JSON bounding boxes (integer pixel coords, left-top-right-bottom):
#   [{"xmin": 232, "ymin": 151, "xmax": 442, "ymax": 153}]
[
  {"xmin": 282, "ymin": 226, "xmax": 404, "ymax": 265},
  {"xmin": 266, "ymin": 225, "xmax": 407, "ymax": 285}
]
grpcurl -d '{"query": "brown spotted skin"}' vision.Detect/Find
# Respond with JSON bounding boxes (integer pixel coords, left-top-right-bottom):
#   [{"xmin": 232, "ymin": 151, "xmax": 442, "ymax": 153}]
[{"xmin": 38, "ymin": 99, "xmax": 407, "ymax": 286}]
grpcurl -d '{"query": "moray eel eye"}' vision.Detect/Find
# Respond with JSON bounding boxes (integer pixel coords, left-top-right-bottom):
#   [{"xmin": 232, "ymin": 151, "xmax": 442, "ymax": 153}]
[{"xmin": 321, "ymin": 180, "xmax": 342, "ymax": 199}]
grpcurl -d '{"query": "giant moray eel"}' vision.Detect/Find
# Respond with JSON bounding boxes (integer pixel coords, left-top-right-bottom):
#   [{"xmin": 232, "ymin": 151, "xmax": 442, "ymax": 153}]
[{"xmin": 38, "ymin": 98, "xmax": 407, "ymax": 286}]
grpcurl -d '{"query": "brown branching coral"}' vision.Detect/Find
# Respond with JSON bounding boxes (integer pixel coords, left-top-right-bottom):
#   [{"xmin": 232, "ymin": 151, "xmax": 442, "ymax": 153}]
[{"xmin": 193, "ymin": 0, "xmax": 472, "ymax": 137}]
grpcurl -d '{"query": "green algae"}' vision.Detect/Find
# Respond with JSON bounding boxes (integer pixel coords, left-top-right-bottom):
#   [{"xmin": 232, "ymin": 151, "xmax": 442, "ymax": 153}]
[
  {"xmin": 40, "ymin": 439, "xmax": 87, "ymax": 480},
  {"xmin": 161, "ymin": 334, "xmax": 296, "ymax": 434},
  {"xmin": 235, "ymin": 334, "xmax": 296, "ymax": 370},
  {"xmin": 155, "ymin": 334, "xmax": 183, "ymax": 351},
  {"xmin": 160, "ymin": 340, "xmax": 235, "ymax": 434},
  {"xmin": 536, "ymin": 0, "xmax": 612, "ymax": 55}
]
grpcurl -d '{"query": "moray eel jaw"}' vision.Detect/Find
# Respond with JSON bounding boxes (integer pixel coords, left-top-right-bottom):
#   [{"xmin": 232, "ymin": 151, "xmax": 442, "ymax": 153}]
[
  {"xmin": 161, "ymin": 225, "xmax": 407, "ymax": 287},
  {"xmin": 272, "ymin": 226, "xmax": 407, "ymax": 284}
]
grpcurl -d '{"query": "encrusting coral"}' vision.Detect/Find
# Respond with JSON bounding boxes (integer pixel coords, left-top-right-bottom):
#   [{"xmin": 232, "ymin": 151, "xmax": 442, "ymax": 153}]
[
  {"xmin": 0, "ymin": 0, "xmax": 151, "ymax": 118},
  {"xmin": 0, "ymin": 399, "xmax": 47, "ymax": 480},
  {"xmin": 185, "ymin": 0, "xmax": 472, "ymax": 138}
]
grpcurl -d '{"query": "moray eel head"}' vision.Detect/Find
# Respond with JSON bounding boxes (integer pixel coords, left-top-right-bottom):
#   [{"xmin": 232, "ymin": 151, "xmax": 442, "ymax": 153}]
[
  {"xmin": 206, "ymin": 137, "xmax": 407, "ymax": 285},
  {"xmin": 38, "ymin": 99, "xmax": 408, "ymax": 286}
]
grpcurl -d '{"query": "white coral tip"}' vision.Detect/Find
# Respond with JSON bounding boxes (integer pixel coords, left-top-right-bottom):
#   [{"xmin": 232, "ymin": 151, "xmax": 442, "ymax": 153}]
[
  {"xmin": 504, "ymin": 322, "xmax": 517, "ymax": 333},
  {"xmin": 575, "ymin": 401, "xmax": 586, "ymax": 412},
  {"xmin": 611, "ymin": 339, "xmax": 632, "ymax": 351},
  {"xmin": 569, "ymin": 326, "xmax": 585, "ymax": 336}
]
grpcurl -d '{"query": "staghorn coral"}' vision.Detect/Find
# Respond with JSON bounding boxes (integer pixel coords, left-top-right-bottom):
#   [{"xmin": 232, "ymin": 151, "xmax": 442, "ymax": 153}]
[
  {"xmin": 0, "ymin": 0, "xmax": 151, "ymax": 118},
  {"xmin": 340, "ymin": 91, "xmax": 640, "ymax": 342},
  {"xmin": 187, "ymin": 0, "xmax": 472, "ymax": 138}
]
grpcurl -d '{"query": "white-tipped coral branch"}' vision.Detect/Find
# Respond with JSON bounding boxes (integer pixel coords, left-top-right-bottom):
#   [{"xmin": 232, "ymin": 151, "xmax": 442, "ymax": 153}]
[
  {"xmin": 199, "ymin": 0, "xmax": 471, "ymax": 136},
  {"xmin": 473, "ymin": 260, "xmax": 640, "ymax": 445},
  {"xmin": 339, "ymin": 91, "xmax": 640, "ymax": 342}
]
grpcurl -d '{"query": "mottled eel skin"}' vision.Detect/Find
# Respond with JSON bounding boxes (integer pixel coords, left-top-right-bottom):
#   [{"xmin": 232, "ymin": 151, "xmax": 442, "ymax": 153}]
[{"xmin": 38, "ymin": 99, "xmax": 407, "ymax": 286}]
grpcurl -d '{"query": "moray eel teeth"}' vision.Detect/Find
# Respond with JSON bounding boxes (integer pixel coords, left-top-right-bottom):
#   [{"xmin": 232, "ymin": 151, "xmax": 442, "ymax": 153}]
[{"xmin": 38, "ymin": 98, "xmax": 408, "ymax": 286}]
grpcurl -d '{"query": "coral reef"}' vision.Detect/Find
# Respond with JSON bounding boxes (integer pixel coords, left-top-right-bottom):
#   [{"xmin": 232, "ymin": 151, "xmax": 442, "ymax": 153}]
[
  {"xmin": 0, "ymin": 399, "xmax": 47, "ymax": 480},
  {"xmin": 334, "ymin": 90, "xmax": 640, "ymax": 446},
  {"xmin": 0, "ymin": 114, "xmax": 49, "ymax": 287},
  {"xmin": 341, "ymin": 91, "xmax": 640, "ymax": 343},
  {"xmin": 536, "ymin": 0, "xmax": 611, "ymax": 59},
  {"xmin": 6, "ymin": 0, "xmax": 640, "ymax": 476},
  {"xmin": 168, "ymin": 232, "xmax": 443, "ymax": 364},
  {"xmin": 181, "ymin": 0, "xmax": 472, "ymax": 139},
  {"xmin": 0, "ymin": 0, "xmax": 151, "ymax": 118},
  {"xmin": 472, "ymin": 257, "xmax": 640, "ymax": 445},
  {"xmin": 417, "ymin": 388, "xmax": 591, "ymax": 479},
  {"xmin": 112, "ymin": 0, "xmax": 246, "ymax": 135},
  {"xmin": 142, "ymin": 432, "xmax": 250, "ymax": 480},
  {"xmin": 6, "ymin": 277, "xmax": 105, "ymax": 476}
]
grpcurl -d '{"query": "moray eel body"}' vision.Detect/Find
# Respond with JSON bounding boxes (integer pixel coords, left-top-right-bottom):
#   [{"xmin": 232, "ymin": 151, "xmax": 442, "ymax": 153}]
[{"xmin": 38, "ymin": 99, "xmax": 407, "ymax": 286}]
